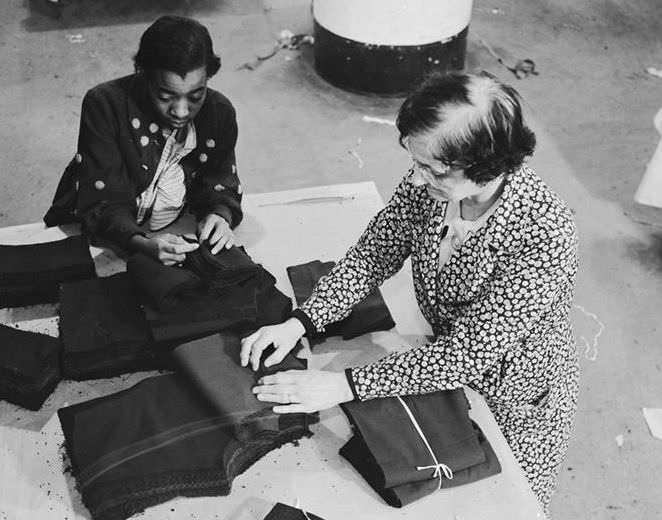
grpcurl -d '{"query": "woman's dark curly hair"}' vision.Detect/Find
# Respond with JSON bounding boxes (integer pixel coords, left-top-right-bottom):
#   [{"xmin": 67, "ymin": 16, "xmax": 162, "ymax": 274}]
[
  {"xmin": 396, "ymin": 71, "xmax": 536, "ymax": 185},
  {"xmin": 134, "ymin": 15, "xmax": 221, "ymax": 78}
]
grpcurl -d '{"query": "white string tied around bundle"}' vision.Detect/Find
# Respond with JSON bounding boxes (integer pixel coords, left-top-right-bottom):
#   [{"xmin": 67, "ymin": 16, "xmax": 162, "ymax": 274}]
[{"xmin": 396, "ymin": 396, "xmax": 454, "ymax": 490}]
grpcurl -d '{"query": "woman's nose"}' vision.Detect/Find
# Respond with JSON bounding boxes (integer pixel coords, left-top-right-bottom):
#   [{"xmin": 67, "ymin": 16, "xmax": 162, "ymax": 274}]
[
  {"xmin": 170, "ymin": 99, "xmax": 190, "ymax": 119},
  {"xmin": 408, "ymin": 169, "xmax": 428, "ymax": 187}
]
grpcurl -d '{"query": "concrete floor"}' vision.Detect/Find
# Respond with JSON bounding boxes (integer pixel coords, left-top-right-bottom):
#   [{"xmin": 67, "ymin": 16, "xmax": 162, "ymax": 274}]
[{"xmin": 1, "ymin": 0, "xmax": 661, "ymax": 518}]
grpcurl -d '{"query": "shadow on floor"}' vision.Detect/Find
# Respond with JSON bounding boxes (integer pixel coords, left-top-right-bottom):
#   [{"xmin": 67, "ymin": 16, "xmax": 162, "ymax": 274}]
[
  {"xmin": 22, "ymin": 0, "xmax": 263, "ymax": 32},
  {"xmin": 628, "ymin": 231, "xmax": 662, "ymax": 274}
]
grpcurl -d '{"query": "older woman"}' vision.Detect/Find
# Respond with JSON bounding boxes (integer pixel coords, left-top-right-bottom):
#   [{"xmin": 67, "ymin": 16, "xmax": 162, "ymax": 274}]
[
  {"xmin": 241, "ymin": 72, "xmax": 579, "ymax": 513},
  {"xmin": 44, "ymin": 15, "xmax": 243, "ymax": 265}
]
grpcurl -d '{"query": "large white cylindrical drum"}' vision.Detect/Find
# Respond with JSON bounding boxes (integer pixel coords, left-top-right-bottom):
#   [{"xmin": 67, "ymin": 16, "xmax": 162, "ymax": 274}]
[{"xmin": 313, "ymin": 0, "xmax": 473, "ymax": 95}]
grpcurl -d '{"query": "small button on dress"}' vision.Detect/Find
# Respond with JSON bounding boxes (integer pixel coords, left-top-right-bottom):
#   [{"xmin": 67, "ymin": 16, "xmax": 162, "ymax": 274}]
[
  {"xmin": 149, "ymin": 123, "xmax": 159, "ymax": 133},
  {"xmin": 199, "ymin": 153, "xmax": 208, "ymax": 163},
  {"xmin": 206, "ymin": 139, "xmax": 216, "ymax": 148},
  {"xmin": 75, "ymin": 153, "xmax": 83, "ymax": 164},
  {"xmin": 214, "ymin": 184, "xmax": 224, "ymax": 192},
  {"xmin": 140, "ymin": 136, "xmax": 149, "ymax": 147},
  {"xmin": 131, "ymin": 118, "xmax": 141, "ymax": 129},
  {"xmin": 94, "ymin": 180, "xmax": 106, "ymax": 190}
]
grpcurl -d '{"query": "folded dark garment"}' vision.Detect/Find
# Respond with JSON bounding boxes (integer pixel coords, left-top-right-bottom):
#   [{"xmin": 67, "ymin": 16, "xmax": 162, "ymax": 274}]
[
  {"xmin": 263, "ymin": 503, "xmax": 326, "ymax": 520},
  {"xmin": 59, "ymin": 273, "xmax": 160, "ymax": 380},
  {"xmin": 340, "ymin": 421, "xmax": 501, "ymax": 507},
  {"xmin": 235, "ymin": 267, "xmax": 293, "ymax": 335},
  {"xmin": 0, "ymin": 234, "xmax": 96, "ymax": 307},
  {"xmin": 126, "ymin": 253, "xmax": 206, "ymax": 312},
  {"xmin": 143, "ymin": 286, "xmax": 257, "ymax": 345},
  {"xmin": 127, "ymin": 253, "xmax": 259, "ymax": 345},
  {"xmin": 184, "ymin": 244, "xmax": 262, "ymax": 293},
  {"xmin": 58, "ymin": 372, "xmax": 311, "ymax": 520},
  {"xmin": 0, "ymin": 323, "xmax": 61, "ymax": 410},
  {"xmin": 286, "ymin": 260, "xmax": 395, "ymax": 341},
  {"xmin": 339, "ymin": 389, "xmax": 500, "ymax": 507},
  {"xmin": 173, "ymin": 332, "xmax": 307, "ymax": 440}
]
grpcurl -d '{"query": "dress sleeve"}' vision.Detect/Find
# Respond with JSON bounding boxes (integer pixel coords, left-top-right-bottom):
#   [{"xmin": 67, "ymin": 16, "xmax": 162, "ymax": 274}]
[
  {"xmin": 187, "ymin": 103, "xmax": 243, "ymax": 228},
  {"xmin": 75, "ymin": 89, "xmax": 145, "ymax": 248},
  {"xmin": 297, "ymin": 176, "xmax": 416, "ymax": 333},
  {"xmin": 348, "ymin": 212, "xmax": 579, "ymax": 400}
]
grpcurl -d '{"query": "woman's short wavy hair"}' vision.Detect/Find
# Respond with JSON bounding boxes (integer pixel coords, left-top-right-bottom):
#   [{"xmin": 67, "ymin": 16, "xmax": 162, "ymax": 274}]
[
  {"xmin": 396, "ymin": 71, "xmax": 536, "ymax": 185},
  {"xmin": 133, "ymin": 15, "xmax": 221, "ymax": 79}
]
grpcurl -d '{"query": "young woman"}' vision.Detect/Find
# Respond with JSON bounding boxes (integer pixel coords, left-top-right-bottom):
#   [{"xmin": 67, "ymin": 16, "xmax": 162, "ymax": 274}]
[
  {"xmin": 241, "ymin": 71, "xmax": 579, "ymax": 513},
  {"xmin": 45, "ymin": 15, "xmax": 242, "ymax": 265}
]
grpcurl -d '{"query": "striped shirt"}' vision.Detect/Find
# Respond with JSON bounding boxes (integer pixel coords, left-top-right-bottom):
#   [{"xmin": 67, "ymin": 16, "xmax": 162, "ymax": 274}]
[{"xmin": 136, "ymin": 123, "xmax": 197, "ymax": 230}]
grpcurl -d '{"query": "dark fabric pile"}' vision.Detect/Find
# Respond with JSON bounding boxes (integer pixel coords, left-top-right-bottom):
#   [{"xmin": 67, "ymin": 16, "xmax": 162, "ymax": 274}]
[
  {"xmin": 263, "ymin": 503, "xmax": 326, "ymax": 520},
  {"xmin": 172, "ymin": 332, "xmax": 309, "ymax": 440},
  {"xmin": 56, "ymin": 241, "xmax": 293, "ymax": 383},
  {"xmin": 0, "ymin": 323, "xmax": 61, "ymax": 410},
  {"xmin": 58, "ymin": 333, "xmax": 312, "ymax": 520},
  {"xmin": 58, "ymin": 273, "xmax": 156, "ymax": 380},
  {"xmin": 339, "ymin": 389, "xmax": 501, "ymax": 507},
  {"xmin": 286, "ymin": 260, "xmax": 395, "ymax": 342},
  {"xmin": 0, "ymin": 235, "xmax": 96, "ymax": 308},
  {"xmin": 127, "ymin": 245, "xmax": 283, "ymax": 345}
]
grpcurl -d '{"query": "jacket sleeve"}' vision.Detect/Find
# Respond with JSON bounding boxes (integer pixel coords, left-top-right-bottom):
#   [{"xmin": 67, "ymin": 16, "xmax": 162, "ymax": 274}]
[
  {"xmin": 75, "ymin": 89, "xmax": 145, "ymax": 248},
  {"xmin": 347, "ymin": 213, "xmax": 579, "ymax": 400},
  {"xmin": 296, "ymin": 177, "xmax": 416, "ymax": 334},
  {"xmin": 187, "ymin": 102, "xmax": 243, "ymax": 228}
]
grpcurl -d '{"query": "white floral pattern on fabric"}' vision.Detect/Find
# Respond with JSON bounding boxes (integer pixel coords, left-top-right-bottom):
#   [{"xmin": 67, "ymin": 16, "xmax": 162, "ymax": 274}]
[{"xmin": 299, "ymin": 164, "xmax": 579, "ymax": 512}]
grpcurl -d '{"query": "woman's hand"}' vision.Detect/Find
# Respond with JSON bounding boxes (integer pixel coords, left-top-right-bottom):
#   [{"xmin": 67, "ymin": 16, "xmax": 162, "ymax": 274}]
[
  {"xmin": 129, "ymin": 233, "xmax": 199, "ymax": 266},
  {"xmin": 240, "ymin": 318, "xmax": 306, "ymax": 371},
  {"xmin": 197, "ymin": 213, "xmax": 235, "ymax": 254},
  {"xmin": 252, "ymin": 369, "xmax": 354, "ymax": 414}
]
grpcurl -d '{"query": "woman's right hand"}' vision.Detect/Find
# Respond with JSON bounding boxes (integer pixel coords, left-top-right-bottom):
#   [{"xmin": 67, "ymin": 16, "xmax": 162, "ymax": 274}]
[
  {"xmin": 129, "ymin": 233, "xmax": 199, "ymax": 266},
  {"xmin": 240, "ymin": 318, "xmax": 306, "ymax": 371}
]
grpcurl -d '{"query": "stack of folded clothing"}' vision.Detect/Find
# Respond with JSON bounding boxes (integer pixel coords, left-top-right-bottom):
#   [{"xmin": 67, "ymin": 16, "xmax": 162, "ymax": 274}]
[
  {"xmin": 263, "ymin": 503, "xmax": 326, "ymax": 520},
  {"xmin": 59, "ymin": 273, "xmax": 156, "ymax": 380},
  {"xmin": 58, "ymin": 333, "xmax": 312, "ymax": 520},
  {"xmin": 173, "ymin": 332, "xmax": 310, "ymax": 440},
  {"xmin": 127, "ymin": 245, "xmax": 261, "ymax": 344},
  {"xmin": 0, "ymin": 235, "xmax": 96, "ymax": 308},
  {"xmin": 0, "ymin": 323, "xmax": 61, "ymax": 410},
  {"xmin": 286, "ymin": 260, "xmax": 395, "ymax": 343},
  {"xmin": 339, "ymin": 389, "xmax": 501, "ymax": 507}
]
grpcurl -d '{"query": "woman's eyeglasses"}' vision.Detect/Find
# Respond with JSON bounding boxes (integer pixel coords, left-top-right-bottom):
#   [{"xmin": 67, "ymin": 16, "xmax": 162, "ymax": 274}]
[{"xmin": 410, "ymin": 159, "xmax": 475, "ymax": 178}]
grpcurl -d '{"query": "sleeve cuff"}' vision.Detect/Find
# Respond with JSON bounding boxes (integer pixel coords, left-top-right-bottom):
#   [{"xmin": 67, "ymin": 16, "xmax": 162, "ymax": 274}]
[
  {"xmin": 344, "ymin": 368, "xmax": 360, "ymax": 401},
  {"xmin": 289, "ymin": 308, "xmax": 317, "ymax": 337},
  {"xmin": 207, "ymin": 205, "xmax": 234, "ymax": 227},
  {"xmin": 94, "ymin": 212, "xmax": 146, "ymax": 250}
]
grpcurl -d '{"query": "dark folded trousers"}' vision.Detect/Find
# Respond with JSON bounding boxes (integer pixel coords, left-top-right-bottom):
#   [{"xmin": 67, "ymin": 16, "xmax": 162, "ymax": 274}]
[
  {"xmin": 173, "ymin": 332, "xmax": 310, "ymax": 440},
  {"xmin": 58, "ymin": 371, "xmax": 312, "ymax": 520},
  {"xmin": 263, "ymin": 503, "xmax": 326, "ymax": 520},
  {"xmin": 58, "ymin": 266, "xmax": 293, "ymax": 380},
  {"xmin": 58, "ymin": 273, "xmax": 156, "ymax": 380},
  {"xmin": 0, "ymin": 323, "xmax": 61, "ymax": 410},
  {"xmin": 286, "ymin": 260, "xmax": 395, "ymax": 342},
  {"xmin": 127, "ymin": 246, "xmax": 283, "ymax": 345},
  {"xmin": 0, "ymin": 234, "xmax": 96, "ymax": 308},
  {"xmin": 339, "ymin": 389, "xmax": 502, "ymax": 507}
]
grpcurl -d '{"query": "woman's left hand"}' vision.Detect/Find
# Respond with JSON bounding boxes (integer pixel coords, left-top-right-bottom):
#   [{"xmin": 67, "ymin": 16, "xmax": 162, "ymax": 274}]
[
  {"xmin": 253, "ymin": 369, "xmax": 355, "ymax": 414},
  {"xmin": 197, "ymin": 213, "xmax": 235, "ymax": 254}
]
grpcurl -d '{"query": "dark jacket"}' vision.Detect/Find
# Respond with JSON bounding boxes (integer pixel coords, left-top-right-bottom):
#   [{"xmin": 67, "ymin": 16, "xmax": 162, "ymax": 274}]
[{"xmin": 44, "ymin": 74, "xmax": 242, "ymax": 248}]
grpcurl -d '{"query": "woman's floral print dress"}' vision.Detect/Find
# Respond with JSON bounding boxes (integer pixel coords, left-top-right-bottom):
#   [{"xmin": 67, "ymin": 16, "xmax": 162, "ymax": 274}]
[{"xmin": 299, "ymin": 164, "xmax": 580, "ymax": 512}]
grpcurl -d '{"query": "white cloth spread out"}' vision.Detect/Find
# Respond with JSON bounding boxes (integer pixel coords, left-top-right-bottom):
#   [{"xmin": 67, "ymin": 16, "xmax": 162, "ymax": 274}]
[
  {"xmin": 136, "ymin": 123, "xmax": 197, "ymax": 231},
  {"xmin": 438, "ymin": 198, "xmax": 501, "ymax": 271}
]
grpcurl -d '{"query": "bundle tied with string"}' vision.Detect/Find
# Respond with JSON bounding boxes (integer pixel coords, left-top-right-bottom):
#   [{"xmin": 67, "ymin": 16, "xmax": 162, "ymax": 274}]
[{"xmin": 339, "ymin": 388, "xmax": 502, "ymax": 507}]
